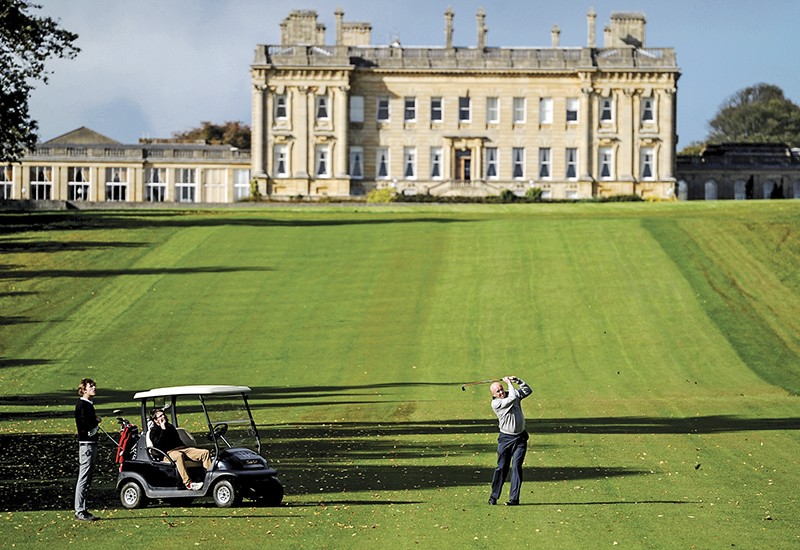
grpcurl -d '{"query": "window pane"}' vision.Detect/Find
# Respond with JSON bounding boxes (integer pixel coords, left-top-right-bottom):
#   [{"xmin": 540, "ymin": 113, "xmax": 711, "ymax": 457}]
[
  {"xmin": 431, "ymin": 147, "xmax": 442, "ymax": 179},
  {"xmin": 459, "ymin": 97, "xmax": 470, "ymax": 121},
  {"xmin": 566, "ymin": 98, "xmax": 579, "ymax": 122},
  {"xmin": 431, "ymin": 97, "xmax": 443, "ymax": 121},
  {"xmin": 539, "ymin": 148, "xmax": 550, "ymax": 178},
  {"xmin": 403, "ymin": 147, "xmax": 416, "ymax": 179},
  {"xmin": 349, "ymin": 147, "xmax": 363, "ymax": 179},
  {"xmin": 377, "ymin": 148, "xmax": 389, "ymax": 178},
  {"xmin": 513, "ymin": 147, "xmax": 524, "ymax": 179},
  {"xmin": 350, "ymin": 96, "xmax": 364, "ymax": 123},
  {"xmin": 566, "ymin": 148, "xmax": 577, "ymax": 179},
  {"xmin": 377, "ymin": 98, "xmax": 390, "ymax": 121},
  {"xmin": 601, "ymin": 98, "xmax": 613, "ymax": 121},
  {"xmin": 513, "ymin": 97, "xmax": 525, "ymax": 123},
  {"xmin": 316, "ymin": 95, "xmax": 328, "ymax": 119},
  {"xmin": 404, "ymin": 97, "xmax": 416, "ymax": 121},
  {"xmin": 539, "ymin": 98, "xmax": 553, "ymax": 124},
  {"xmin": 487, "ymin": 97, "xmax": 499, "ymax": 123},
  {"xmin": 275, "ymin": 95, "xmax": 287, "ymax": 119},
  {"xmin": 642, "ymin": 98, "xmax": 654, "ymax": 122},
  {"xmin": 486, "ymin": 147, "xmax": 497, "ymax": 178}
]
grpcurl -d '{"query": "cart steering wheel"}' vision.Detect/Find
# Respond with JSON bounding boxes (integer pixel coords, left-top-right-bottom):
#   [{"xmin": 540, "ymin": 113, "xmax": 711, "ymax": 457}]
[{"xmin": 212, "ymin": 423, "xmax": 228, "ymax": 438}]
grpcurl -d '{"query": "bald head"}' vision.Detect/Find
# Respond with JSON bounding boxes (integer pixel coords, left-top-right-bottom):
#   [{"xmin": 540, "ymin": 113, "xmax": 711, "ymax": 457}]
[{"xmin": 490, "ymin": 382, "xmax": 506, "ymax": 398}]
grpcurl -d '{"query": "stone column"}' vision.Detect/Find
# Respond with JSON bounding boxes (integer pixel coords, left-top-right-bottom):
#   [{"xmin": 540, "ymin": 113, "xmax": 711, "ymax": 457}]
[
  {"xmin": 621, "ymin": 88, "xmax": 636, "ymax": 184},
  {"xmin": 663, "ymin": 87, "xmax": 677, "ymax": 180},
  {"xmin": 295, "ymin": 86, "xmax": 311, "ymax": 179},
  {"xmin": 334, "ymin": 85, "xmax": 349, "ymax": 178},
  {"xmin": 251, "ymin": 83, "xmax": 267, "ymax": 178},
  {"xmin": 580, "ymin": 87, "xmax": 594, "ymax": 180}
]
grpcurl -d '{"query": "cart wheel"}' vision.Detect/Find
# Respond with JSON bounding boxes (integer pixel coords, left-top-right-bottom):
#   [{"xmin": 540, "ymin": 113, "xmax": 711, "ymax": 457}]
[
  {"xmin": 256, "ymin": 477, "xmax": 284, "ymax": 507},
  {"xmin": 213, "ymin": 479, "xmax": 241, "ymax": 508},
  {"xmin": 120, "ymin": 481, "xmax": 147, "ymax": 509}
]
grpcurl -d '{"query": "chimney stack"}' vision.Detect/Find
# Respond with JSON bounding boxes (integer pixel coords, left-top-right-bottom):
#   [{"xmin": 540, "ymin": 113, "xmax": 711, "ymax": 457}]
[
  {"xmin": 587, "ymin": 8, "xmax": 596, "ymax": 48},
  {"xmin": 335, "ymin": 7, "xmax": 344, "ymax": 46},
  {"xmin": 445, "ymin": 7, "xmax": 454, "ymax": 48},
  {"xmin": 477, "ymin": 8, "xmax": 487, "ymax": 49}
]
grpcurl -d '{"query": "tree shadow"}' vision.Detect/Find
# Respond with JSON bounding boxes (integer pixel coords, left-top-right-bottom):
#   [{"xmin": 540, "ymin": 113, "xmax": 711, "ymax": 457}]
[
  {"xmin": 0, "ymin": 265, "xmax": 273, "ymax": 281},
  {"xmin": 0, "ymin": 211, "xmax": 476, "ymax": 236},
  {"xmin": 0, "ymin": 431, "xmax": 642, "ymax": 513},
  {"xmin": 0, "ymin": 239, "xmax": 148, "ymax": 253},
  {"xmin": 0, "ymin": 316, "xmax": 39, "ymax": 327},
  {"xmin": 3, "ymin": 384, "xmax": 799, "ymax": 512}
]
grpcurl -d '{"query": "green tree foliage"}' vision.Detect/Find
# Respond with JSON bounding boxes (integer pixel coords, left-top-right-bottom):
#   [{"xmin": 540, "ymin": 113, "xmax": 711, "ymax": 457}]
[
  {"xmin": 708, "ymin": 83, "xmax": 800, "ymax": 146},
  {"xmin": 172, "ymin": 121, "xmax": 251, "ymax": 150},
  {"xmin": 677, "ymin": 142, "xmax": 705, "ymax": 156},
  {"xmin": 0, "ymin": 0, "xmax": 79, "ymax": 163}
]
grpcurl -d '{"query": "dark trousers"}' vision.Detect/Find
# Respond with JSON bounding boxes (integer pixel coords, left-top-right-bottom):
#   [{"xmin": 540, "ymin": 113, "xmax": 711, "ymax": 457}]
[{"xmin": 490, "ymin": 430, "xmax": 529, "ymax": 503}]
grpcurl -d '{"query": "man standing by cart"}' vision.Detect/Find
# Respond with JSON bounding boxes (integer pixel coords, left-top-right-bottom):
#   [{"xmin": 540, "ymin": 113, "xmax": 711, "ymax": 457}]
[
  {"xmin": 74, "ymin": 378, "xmax": 101, "ymax": 521},
  {"xmin": 488, "ymin": 376, "xmax": 532, "ymax": 506}
]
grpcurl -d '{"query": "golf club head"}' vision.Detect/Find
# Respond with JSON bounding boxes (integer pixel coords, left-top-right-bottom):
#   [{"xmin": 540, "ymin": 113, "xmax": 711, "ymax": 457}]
[{"xmin": 461, "ymin": 385, "xmax": 466, "ymax": 391}]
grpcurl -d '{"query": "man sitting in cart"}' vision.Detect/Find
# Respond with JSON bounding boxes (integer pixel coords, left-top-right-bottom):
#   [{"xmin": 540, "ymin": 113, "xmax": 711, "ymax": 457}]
[{"xmin": 149, "ymin": 408, "xmax": 212, "ymax": 490}]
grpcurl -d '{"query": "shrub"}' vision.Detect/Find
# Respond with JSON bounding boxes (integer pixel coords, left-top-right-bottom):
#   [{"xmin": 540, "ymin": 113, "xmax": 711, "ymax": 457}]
[
  {"xmin": 366, "ymin": 188, "xmax": 395, "ymax": 203},
  {"xmin": 499, "ymin": 189, "xmax": 517, "ymax": 203},
  {"xmin": 525, "ymin": 187, "xmax": 544, "ymax": 202}
]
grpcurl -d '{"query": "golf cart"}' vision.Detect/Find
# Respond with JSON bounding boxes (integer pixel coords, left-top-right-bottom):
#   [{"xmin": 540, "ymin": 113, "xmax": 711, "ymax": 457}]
[{"xmin": 116, "ymin": 385, "xmax": 283, "ymax": 508}]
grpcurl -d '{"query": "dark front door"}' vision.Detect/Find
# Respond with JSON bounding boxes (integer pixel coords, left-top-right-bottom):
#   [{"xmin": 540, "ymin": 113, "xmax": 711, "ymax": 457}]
[{"xmin": 456, "ymin": 150, "xmax": 472, "ymax": 181}]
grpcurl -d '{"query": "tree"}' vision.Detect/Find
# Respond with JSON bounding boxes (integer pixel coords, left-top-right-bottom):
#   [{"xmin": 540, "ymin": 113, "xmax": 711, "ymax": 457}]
[
  {"xmin": 0, "ymin": 0, "xmax": 79, "ymax": 163},
  {"xmin": 172, "ymin": 121, "xmax": 251, "ymax": 150},
  {"xmin": 707, "ymin": 83, "xmax": 800, "ymax": 147},
  {"xmin": 677, "ymin": 142, "xmax": 705, "ymax": 156}
]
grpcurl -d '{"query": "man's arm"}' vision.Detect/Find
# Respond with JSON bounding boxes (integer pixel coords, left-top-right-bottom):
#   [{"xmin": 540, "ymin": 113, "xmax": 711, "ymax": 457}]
[
  {"xmin": 515, "ymin": 378, "xmax": 533, "ymax": 399},
  {"xmin": 149, "ymin": 423, "xmax": 167, "ymax": 450}
]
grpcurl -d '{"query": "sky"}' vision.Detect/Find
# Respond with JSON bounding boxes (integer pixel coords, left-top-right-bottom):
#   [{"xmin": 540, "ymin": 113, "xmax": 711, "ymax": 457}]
[{"xmin": 27, "ymin": 0, "xmax": 800, "ymax": 150}]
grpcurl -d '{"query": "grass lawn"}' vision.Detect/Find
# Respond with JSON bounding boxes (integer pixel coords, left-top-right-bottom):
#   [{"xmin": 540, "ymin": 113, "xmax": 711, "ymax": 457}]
[{"xmin": 0, "ymin": 201, "xmax": 799, "ymax": 548}]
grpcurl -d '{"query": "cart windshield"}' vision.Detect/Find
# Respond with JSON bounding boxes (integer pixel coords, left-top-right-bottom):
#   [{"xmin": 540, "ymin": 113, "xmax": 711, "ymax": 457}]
[{"xmin": 201, "ymin": 394, "xmax": 260, "ymax": 454}]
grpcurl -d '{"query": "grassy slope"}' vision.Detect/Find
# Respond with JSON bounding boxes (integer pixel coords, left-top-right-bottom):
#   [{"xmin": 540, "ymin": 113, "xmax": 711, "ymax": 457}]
[{"xmin": 0, "ymin": 203, "xmax": 798, "ymax": 548}]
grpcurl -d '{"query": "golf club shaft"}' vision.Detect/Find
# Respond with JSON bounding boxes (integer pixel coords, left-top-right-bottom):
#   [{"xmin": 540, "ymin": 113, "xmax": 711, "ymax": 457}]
[
  {"xmin": 460, "ymin": 378, "xmax": 502, "ymax": 390},
  {"xmin": 97, "ymin": 424, "xmax": 118, "ymax": 445}
]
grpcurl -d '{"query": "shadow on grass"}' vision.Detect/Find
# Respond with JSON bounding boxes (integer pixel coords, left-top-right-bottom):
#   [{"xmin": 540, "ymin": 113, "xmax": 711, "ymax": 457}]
[
  {"xmin": 0, "ymin": 432, "xmax": 642, "ymax": 513},
  {"xmin": 0, "ymin": 211, "xmax": 475, "ymax": 236},
  {"xmin": 0, "ymin": 239, "xmax": 148, "ymax": 253},
  {"xmin": 0, "ymin": 265, "xmax": 273, "ymax": 281},
  {"xmin": 3, "ymin": 383, "xmax": 800, "ymax": 512}
]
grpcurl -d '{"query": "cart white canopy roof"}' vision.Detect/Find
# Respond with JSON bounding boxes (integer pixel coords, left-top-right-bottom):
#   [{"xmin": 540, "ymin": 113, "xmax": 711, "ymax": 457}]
[{"xmin": 134, "ymin": 385, "xmax": 251, "ymax": 400}]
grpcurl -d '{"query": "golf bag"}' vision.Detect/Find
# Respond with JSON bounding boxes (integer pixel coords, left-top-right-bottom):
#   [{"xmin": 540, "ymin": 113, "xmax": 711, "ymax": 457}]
[{"xmin": 115, "ymin": 418, "xmax": 139, "ymax": 471}]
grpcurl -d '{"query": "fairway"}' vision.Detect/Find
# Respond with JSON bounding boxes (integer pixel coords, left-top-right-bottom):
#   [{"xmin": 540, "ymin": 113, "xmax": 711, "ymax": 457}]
[{"xmin": 1, "ymin": 202, "xmax": 799, "ymax": 548}]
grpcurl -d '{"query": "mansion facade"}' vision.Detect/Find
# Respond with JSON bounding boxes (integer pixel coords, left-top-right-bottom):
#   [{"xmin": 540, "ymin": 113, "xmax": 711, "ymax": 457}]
[
  {"xmin": 251, "ymin": 8, "xmax": 680, "ymax": 200},
  {"xmin": 2, "ymin": 7, "xmax": 682, "ymax": 204}
]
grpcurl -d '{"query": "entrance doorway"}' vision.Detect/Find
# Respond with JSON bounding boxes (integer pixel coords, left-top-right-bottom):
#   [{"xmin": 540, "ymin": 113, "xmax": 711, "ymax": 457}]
[{"xmin": 455, "ymin": 149, "xmax": 472, "ymax": 181}]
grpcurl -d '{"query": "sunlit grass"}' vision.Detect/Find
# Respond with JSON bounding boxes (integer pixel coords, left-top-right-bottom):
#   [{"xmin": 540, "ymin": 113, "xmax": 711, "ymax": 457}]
[{"xmin": 0, "ymin": 202, "xmax": 798, "ymax": 548}]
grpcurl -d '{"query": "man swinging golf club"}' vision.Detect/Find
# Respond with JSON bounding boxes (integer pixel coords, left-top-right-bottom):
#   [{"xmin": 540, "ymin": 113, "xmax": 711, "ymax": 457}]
[{"xmin": 488, "ymin": 375, "xmax": 532, "ymax": 506}]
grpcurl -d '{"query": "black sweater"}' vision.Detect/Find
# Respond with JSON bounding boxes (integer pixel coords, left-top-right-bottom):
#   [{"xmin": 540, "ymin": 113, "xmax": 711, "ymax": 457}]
[
  {"xmin": 149, "ymin": 423, "xmax": 184, "ymax": 453},
  {"xmin": 75, "ymin": 399, "xmax": 99, "ymax": 442}
]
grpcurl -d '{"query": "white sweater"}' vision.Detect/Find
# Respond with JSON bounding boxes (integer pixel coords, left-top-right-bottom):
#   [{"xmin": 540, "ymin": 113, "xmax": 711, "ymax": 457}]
[{"xmin": 491, "ymin": 380, "xmax": 532, "ymax": 435}]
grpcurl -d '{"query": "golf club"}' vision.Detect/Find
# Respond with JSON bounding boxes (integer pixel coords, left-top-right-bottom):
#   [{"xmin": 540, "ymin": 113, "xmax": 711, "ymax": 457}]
[
  {"xmin": 96, "ymin": 423, "xmax": 118, "ymax": 445},
  {"xmin": 95, "ymin": 410, "xmax": 127, "ymax": 445},
  {"xmin": 460, "ymin": 378, "xmax": 502, "ymax": 391}
]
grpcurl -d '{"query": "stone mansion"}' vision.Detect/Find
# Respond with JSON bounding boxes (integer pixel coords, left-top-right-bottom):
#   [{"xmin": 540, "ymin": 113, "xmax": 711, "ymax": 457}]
[{"xmin": 2, "ymin": 7, "xmax": 724, "ymax": 203}]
